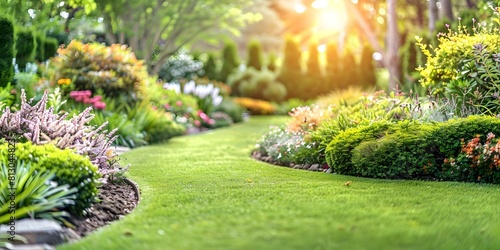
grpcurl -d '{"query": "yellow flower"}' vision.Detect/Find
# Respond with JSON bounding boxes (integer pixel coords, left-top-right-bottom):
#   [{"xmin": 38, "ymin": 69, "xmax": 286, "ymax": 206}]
[{"xmin": 57, "ymin": 78, "xmax": 71, "ymax": 85}]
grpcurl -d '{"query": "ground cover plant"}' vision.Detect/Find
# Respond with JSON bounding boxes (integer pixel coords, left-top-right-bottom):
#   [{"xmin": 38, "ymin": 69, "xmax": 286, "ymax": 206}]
[{"xmin": 58, "ymin": 116, "xmax": 500, "ymax": 250}]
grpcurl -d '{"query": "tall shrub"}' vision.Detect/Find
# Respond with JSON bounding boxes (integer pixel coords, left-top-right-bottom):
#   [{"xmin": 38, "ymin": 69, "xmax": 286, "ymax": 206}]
[
  {"xmin": 341, "ymin": 50, "xmax": 359, "ymax": 89},
  {"xmin": 267, "ymin": 53, "xmax": 277, "ymax": 71},
  {"xmin": 247, "ymin": 39, "xmax": 263, "ymax": 70},
  {"xmin": 307, "ymin": 41, "xmax": 321, "ymax": 76},
  {"xmin": 203, "ymin": 53, "xmax": 218, "ymax": 80},
  {"xmin": 34, "ymin": 33, "xmax": 45, "ymax": 62},
  {"xmin": 15, "ymin": 28, "xmax": 36, "ymax": 71},
  {"xmin": 219, "ymin": 41, "xmax": 239, "ymax": 83},
  {"xmin": 359, "ymin": 44, "xmax": 376, "ymax": 89},
  {"xmin": 277, "ymin": 36, "xmax": 303, "ymax": 99},
  {"xmin": 0, "ymin": 15, "xmax": 15, "ymax": 87},
  {"xmin": 44, "ymin": 36, "xmax": 59, "ymax": 60},
  {"xmin": 325, "ymin": 42, "xmax": 342, "ymax": 90}
]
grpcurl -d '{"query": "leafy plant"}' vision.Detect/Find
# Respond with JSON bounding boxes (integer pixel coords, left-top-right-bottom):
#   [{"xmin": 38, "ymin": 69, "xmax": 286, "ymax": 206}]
[{"xmin": 0, "ymin": 161, "xmax": 77, "ymax": 223}]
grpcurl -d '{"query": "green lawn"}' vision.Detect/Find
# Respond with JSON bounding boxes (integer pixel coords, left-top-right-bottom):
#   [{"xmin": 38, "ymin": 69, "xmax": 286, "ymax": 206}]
[{"xmin": 59, "ymin": 116, "xmax": 500, "ymax": 250}]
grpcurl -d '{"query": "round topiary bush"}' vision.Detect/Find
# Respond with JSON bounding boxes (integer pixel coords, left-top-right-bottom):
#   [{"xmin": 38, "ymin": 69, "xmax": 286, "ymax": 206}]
[{"xmin": 0, "ymin": 15, "xmax": 15, "ymax": 87}]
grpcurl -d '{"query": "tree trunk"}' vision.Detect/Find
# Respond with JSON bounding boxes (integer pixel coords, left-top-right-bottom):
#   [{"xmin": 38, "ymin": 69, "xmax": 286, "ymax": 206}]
[
  {"xmin": 386, "ymin": 0, "xmax": 400, "ymax": 91},
  {"xmin": 440, "ymin": 0, "xmax": 454, "ymax": 21},
  {"xmin": 428, "ymin": 0, "xmax": 438, "ymax": 31}
]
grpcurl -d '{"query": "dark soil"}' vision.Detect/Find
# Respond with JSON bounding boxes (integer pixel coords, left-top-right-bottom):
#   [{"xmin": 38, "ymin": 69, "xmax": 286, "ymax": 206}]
[{"xmin": 65, "ymin": 180, "xmax": 139, "ymax": 237}]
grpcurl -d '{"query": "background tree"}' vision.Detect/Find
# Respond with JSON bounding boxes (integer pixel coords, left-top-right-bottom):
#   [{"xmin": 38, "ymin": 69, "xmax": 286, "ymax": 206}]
[
  {"xmin": 326, "ymin": 42, "xmax": 342, "ymax": 90},
  {"xmin": 203, "ymin": 53, "xmax": 218, "ymax": 81},
  {"xmin": 15, "ymin": 28, "xmax": 36, "ymax": 71},
  {"xmin": 306, "ymin": 41, "xmax": 321, "ymax": 77},
  {"xmin": 277, "ymin": 36, "xmax": 303, "ymax": 99},
  {"xmin": 97, "ymin": 0, "xmax": 258, "ymax": 74},
  {"xmin": 247, "ymin": 40, "xmax": 263, "ymax": 70}
]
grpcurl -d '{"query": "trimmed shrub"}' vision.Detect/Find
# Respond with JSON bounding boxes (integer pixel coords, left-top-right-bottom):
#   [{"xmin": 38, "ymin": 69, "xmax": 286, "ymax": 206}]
[
  {"xmin": 34, "ymin": 33, "xmax": 45, "ymax": 61},
  {"xmin": 0, "ymin": 142, "xmax": 99, "ymax": 215},
  {"xmin": 157, "ymin": 52, "xmax": 204, "ymax": 82},
  {"xmin": 219, "ymin": 42, "xmax": 239, "ymax": 83},
  {"xmin": 230, "ymin": 68, "xmax": 287, "ymax": 102},
  {"xmin": 44, "ymin": 36, "xmax": 59, "ymax": 60},
  {"xmin": 325, "ymin": 42, "xmax": 342, "ymax": 90},
  {"xmin": 247, "ymin": 39, "xmax": 263, "ymax": 70},
  {"xmin": 203, "ymin": 53, "xmax": 218, "ymax": 80},
  {"xmin": 340, "ymin": 50, "xmax": 359, "ymax": 89},
  {"xmin": 267, "ymin": 53, "xmax": 277, "ymax": 71},
  {"xmin": 0, "ymin": 15, "xmax": 15, "ymax": 87},
  {"xmin": 214, "ymin": 99, "xmax": 245, "ymax": 123},
  {"xmin": 307, "ymin": 41, "xmax": 321, "ymax": 76},
  {"xmin": 277, "ymin": 36, "xmax": 304, "ymax": 99},
  {"xmin": 359, "ymin": 44, "xmax": 377, "ymax": 89},
  {"xmin": 325, "ymin": 120, "xmax": 393, "ymax": 175},
  {"xmin": 15, "ymin": 28, "xmax": 36, "ymax": 71}
]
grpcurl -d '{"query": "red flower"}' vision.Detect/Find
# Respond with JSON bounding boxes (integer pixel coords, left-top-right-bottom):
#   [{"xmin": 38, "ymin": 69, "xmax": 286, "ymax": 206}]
[{"xmin": 94, "ymin": 101, "xmax": 106, "ymax": 110}]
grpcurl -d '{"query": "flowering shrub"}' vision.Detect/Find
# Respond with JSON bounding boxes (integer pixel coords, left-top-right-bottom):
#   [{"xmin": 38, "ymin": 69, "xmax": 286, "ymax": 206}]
[
  {"xmin": 441, "ymin": 132, "xmax": 500, "ymax": 183},
  {"xmin": 255, "ymin": 125, "xmax": 317, "ymax": 165},
  {"xmin": 287, "ymin": 105, "xmax": 332, "ymax": 133},
  {"xmin": 52, "ymin": 40, "xmax": 148, "ymax": 103},
  {"xmin": 233, "ymin": 97, "xmax": 275, "ymax": 115},
  {"xmin": 0, "ymin": 90, "xmax": 125, "ymax": 183}
]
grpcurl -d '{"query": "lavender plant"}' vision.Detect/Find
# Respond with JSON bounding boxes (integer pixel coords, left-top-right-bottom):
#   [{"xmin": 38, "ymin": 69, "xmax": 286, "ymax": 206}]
[{"xmin": 0, "ymin": 89, "xmax": 128, "ymax": 183}]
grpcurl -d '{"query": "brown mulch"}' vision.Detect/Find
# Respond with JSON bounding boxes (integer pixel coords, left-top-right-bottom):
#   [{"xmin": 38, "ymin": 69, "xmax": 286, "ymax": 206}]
[{"xmin": 65, "ymin": 180, "xmax": 139, "ymax": 237}]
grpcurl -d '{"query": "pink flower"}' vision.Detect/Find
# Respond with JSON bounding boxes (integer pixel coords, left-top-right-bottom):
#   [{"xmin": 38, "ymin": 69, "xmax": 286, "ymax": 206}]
[
  {"xmin": 83, "ymin": 90, "xmax": 92, "ymax": 97},
  {"xmin": 69, "ymin": 91, "xmax": 81, "ymax": 98},
  {"xmin": 176, "ymin": 101, "xmax": 183, "ymax": 107},
  {"xmin": 83, "ymin": 97, "xmax": 93, "ymax": 104},
  {"xmin": 194, "ymin": 120, "xmax": 201, "ymax": 127},
  {"xmin": 93, "ymin": 95, "xmax": 102, "ymax": 102},
  {"xmin": 199, "ymin": 112, "xmax": 209, "ymax": 121},
  {"xmin": 197, "ymin": 110, "xmax": 203, "ymax": 115},
  {"xmin": 152, "ymin": 106, "xmax": 157, "ymax": 110},
  {"xmin": 164, "ymin": 103, "xmax": 171, "ymax": 109},
  {"xmin": 94, "ymin": 101, "xmax": 106, "ymax": 110},
  {"xmin": 208, "ymin": 119, "xmax": 215, "ymax": 125},
  {"xmin": 75, "ymin": 96, "xmax": 84, "ymax": 102}
]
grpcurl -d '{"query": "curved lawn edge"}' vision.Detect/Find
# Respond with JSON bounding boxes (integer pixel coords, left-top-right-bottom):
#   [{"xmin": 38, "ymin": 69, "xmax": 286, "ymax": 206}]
[{"xmin": 58, "ymin": 116, "xmax": 500, "ymax": 250}]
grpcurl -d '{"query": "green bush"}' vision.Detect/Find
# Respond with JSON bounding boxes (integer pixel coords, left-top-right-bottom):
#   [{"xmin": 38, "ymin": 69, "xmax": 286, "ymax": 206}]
[
  {"xmin": 219, "ymin": 42, "xmax": 239, "ymax": 83},
  {"xmin": 416, "ymin": 29, "xmax": 500, "ymax": 95},
  {"xmin": 15, "ymin": 28, "xmax": 36, "ymax": 71},
  {"xmin": 34, "ymin": 34, "xmax": 45, "ymax": 62},
  {"xmin": 214, "ymin": 99, "xmax": 245, "ymax": 123},
  {"xmin": 341, "ymin": 51, "xmax": 359, "ymax": 89},
  {"xmin": 325, "ymin": 42, "xmax": 342, "ymax": 90},
  {"xmin": 230, "ymin": 68, "xmax": 287, "ymax": 102},
  {"xmin": 43, "ymin": 36, "xmax": 58, "ymax": 60},
  {"xmin": 203, "ymin": 53, "xmax": 218, "ymax": 80},
  {"xmin": 267, "ymin": 53, "xmax": 277, "ymax": 71},
  {"xmin": 0, "ymin": 142, "xmax": 100, "ymax": 215},
  {"xmin": 352, "ymin": 122, "xmax": 436, "ymax": 179},
  {"xmin": 0, "ymin": 15, "xmax": 15, "ymax": 87},
  {"xmin": 277, "ymin": 36, "xmax": 304, "ymax": 99},
  {"xmin": 359, "ymin": 44, "xmax": 377, "ymax": 89},
  {"xmin": 325, "ymin": 120, "xmax": 392, "ymax": 175},
  {"xmin": 247, "ymin": 40, "xmax": 263, "ymax": 70}
]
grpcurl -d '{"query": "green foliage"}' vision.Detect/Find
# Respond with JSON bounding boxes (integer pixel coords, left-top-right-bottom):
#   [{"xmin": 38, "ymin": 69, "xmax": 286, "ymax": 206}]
[
  {"xmin": 219, "ymin": 42, "xmax": 239, "ymax": 83},
  {"xmin": 0, "ymin": 15, "xmax": 15, "ymax": 87},
  {"xmin": 43, "ymin": 36, "xmax": 58, "ymax": 60},
  {"xmin": 277, "ymin": 36, "xmax": 304, "ymax": 99},
  {"xmin": 0, "ymin": 82, "xmax": 14, "ymax": 107},
  {"xmin": 325, "ymin": 120, "xmax": 392, "ymax": 175},
  {"xmin": 34, "ymin": 33, "xmax": 45, "ymax": 61},
  {"xmin": 341, "ymin": 50, "xmax": 359, "ymax": 88},
  {"xmin": 229, "ymin": 68, "xmax": 287, "ymax": 102},
  {"xmin": 15, "ymin": 27, "xmax": 36, "ymax": 71},
  {"xmin": 267, "ymin": 53, "xmax": 277, "ymax": 71},
  {"xmin": 214, "ymin": 99, "xmax": 245, "ymax": 123},
  {"xmin": 0, "ymin": 161, "xmax": 77, "ymax": 224},
  {"xmin": 306, "ymin": 41, "xmax": 321, "ymax": 76},
  {"xmin": 416, "ymin": 25, "xmax": 500, "ymax": 95},
  {"xmin": 247, "ymin": 39, "xmax": 263, "ymax": 70},
  {"xmin": 13, "ymin": 72, "xmax": 37, "ymax": 101},
  {"xmin": 0, "ymin": 142, "xmax": 100, "ymax": 215},
  {"xmin": 325, "ymin": 42, "xmax": 341, "ymax": 90},
  {"xmin": 359, "ymin": 44, "xmax": 377, "ymax": 89},
  {"xmin": 352, "ymin": 122, "xmax": 436, "ymax": 179},
  {"xmin": 203, "ymin": 53, "xmax": 218, "ymax": 80}
]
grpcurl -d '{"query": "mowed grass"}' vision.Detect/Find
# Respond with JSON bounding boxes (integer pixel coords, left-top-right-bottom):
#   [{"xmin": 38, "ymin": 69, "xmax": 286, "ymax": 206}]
[{"xmin": 59, "ymin": 116, "xmax": 500, "ymax": 250}]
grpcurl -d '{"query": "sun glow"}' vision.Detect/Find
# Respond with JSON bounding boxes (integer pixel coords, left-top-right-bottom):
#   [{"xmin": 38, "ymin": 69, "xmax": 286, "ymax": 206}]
[{"xmin": 316, "ymin": 7, "xmax": 348, "ymax": 33}]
